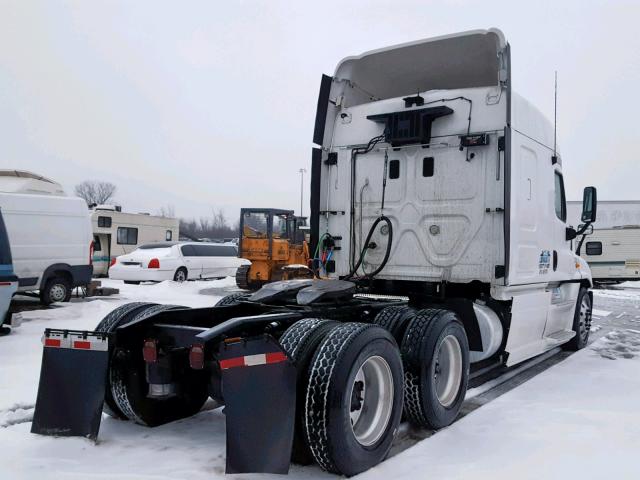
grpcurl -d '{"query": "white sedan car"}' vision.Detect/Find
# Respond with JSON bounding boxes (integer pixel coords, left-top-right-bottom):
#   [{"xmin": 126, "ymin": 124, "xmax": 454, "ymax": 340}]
[{"xmin": 109, "ymin": 242, "xmax": 250, "ymax": 284}]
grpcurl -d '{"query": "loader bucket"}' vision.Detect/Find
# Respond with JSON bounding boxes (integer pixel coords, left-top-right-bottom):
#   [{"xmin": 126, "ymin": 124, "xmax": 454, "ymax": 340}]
[
  {"xmin": 219, "ymin": 334, "xmax": 296, "ymax": 474},
  {"xmin": 31, "ymin": 329, "xmax": 109, "ymax": 440}
]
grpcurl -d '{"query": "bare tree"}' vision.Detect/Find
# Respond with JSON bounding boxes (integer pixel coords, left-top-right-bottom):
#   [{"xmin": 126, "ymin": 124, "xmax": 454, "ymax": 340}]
[
  {"xmin": 199, "ymin": 217, "xmax": 211, "ymax": 233},
  {"xmin": 212, "ymin": 209, "xmax": 228, "ymax": 230},
  {"xmin": 158, "ymin": 204, "xmax": 176, "ymax": 218},
  {"xmin": 179, "ymin": 218, "xmax": 199, "ymax": 240},
  {"xmin": 179, "ymin": 208, "xmax": 238, "ymax": 241},
  {"xmin": 74, "ymin": 180, "xmax": 116, "ymax": 206}
]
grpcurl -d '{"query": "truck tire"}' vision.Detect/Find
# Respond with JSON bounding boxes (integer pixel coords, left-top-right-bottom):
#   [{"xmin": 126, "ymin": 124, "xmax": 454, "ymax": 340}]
[
  {"xmin": 109, "ymin": 304, "xmax": 207, "ymax": 426},
  {"xmin": 40, "ymin": 276, "xmax": 72, "ymax": 305},
  {"xmin": 279, "ymin": 318, "xmax": 338, "ymax": 465},
  {"xmin": 373, "ymin": 306, "xmax": 415, "ymax": 344},
  {"xmin": 96, "ymin": 302, "xmax": 159, "ymax": 419},
  {"xmin": 304, "ymin": 323, "xmax": 403, "ymax": 476},
  {"xmin": 235, "ymin": 264, "xmax": 252, "ymax": 290},
  {"xmin": 563, "ymin": 288, "xmax": 592, "ymax": 351},
  {"xmin": 215, "ymin": 292, "xmax": 251, "ymax": 306},
  {"xmin": 401, "ymin": 309, "xmax": 469, "ymax": 429},
  {"xmin": 96, "ymin": 302, "xmax": 157, "ymax": 334}
]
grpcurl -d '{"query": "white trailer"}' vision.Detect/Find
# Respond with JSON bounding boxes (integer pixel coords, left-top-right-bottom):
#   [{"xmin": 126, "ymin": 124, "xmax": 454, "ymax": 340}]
[
  {"xmin": 91, "ymin": 206, "xmax": 179, "ymax": 276},
  {"xmin": 568, "ymin": 200, "xmax": 640, "ymax": 282}
]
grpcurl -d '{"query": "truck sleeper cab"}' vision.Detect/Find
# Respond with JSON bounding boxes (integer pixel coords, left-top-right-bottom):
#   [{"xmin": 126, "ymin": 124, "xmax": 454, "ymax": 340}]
[
  {"xmin": 31, "ymin": 29, "xmax": 597, "ymax": 477},
  {"xmin": 311, "ymin": 28, "xmax": 595, "ymax": 366}
]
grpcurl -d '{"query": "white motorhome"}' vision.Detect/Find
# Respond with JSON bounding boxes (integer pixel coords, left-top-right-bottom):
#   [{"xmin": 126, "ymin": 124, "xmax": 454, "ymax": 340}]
[
  {"xmin": 568, "ymin": 200, "xmax": 640, "ymax": 282},
  {"xmin": 0, "ymin": 171, "xmax": 93, "ymax": 304},
  {"xmin": 91, "ymin": 206, "xmax": 179, "ymax": 276}
]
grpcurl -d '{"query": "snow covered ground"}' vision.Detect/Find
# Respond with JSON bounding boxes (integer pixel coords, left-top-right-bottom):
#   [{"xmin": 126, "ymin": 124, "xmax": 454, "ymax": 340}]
[{"xmin": 1, "ymin": 280, "xmax": 640, "ymax": 479}]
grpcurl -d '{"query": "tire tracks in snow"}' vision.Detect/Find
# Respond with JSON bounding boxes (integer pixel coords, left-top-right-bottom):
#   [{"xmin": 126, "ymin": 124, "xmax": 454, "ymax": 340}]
[{"xmin": 0, "ymin": 403, "xmax": 35, "ymax": 428}]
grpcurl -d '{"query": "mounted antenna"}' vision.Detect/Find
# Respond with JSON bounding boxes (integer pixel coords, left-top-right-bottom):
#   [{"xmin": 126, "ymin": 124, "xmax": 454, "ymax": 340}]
[{"xmin": 552, "ymin": 71, "xmax": 558, "ymax": 165}]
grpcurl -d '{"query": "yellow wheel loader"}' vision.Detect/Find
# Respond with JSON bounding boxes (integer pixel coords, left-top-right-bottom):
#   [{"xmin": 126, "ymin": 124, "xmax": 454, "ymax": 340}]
[{"xmin": 235, "ymin": 208, "xmax": 311, "ymax": 289}]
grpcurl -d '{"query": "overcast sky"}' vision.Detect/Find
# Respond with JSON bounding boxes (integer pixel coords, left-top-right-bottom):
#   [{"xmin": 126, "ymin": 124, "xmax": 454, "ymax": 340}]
[{"xmin": 1, "ymin": 0, "xmax": 638, "ymax": 221}]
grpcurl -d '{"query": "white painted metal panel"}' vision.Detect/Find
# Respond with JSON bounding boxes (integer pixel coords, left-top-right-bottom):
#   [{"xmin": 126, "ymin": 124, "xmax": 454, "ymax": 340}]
[
  {"xmin": 321, "ymin": 86, "xmax": 506, "ymax": 284},
  {"xmin": 505, "ymin": 290, "xmax": 551, "ymax": 366}
]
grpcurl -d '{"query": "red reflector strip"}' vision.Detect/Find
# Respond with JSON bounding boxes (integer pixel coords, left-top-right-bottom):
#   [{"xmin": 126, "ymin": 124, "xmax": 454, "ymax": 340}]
[
  {"xmin": 219, "ymin": 356, "xmax": 246, "ymax": 370},
  {"xmin": 265, "ymin": 351, "xmax": 288, "ymax": 364},
  {"xmin": 73, "ymin": 340, "xmax": 91, "ymax": 350},
  {"xmin": 42, "ymin": 333, "xmax": 108, "ymax": 351},
  {"xmin": 0, "ymin": 282, "xmax": 11, "ymax": 286},
  {"xmin": 219, "ymin": 351, "xmax": 288, "ymax": 370},
  {"xmin": 44, "ymin": 338, "xmax": 61, "ymax": 348}
]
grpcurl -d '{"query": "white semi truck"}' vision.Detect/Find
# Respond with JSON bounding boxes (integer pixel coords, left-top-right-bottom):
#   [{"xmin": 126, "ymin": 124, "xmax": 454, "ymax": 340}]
[{"xmin": 31, "ymin": 28, "xmax": 597, "ymax": 476}]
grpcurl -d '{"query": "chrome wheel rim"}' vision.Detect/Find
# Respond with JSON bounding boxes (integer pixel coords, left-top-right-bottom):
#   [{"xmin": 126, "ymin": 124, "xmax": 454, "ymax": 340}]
[
  {"xmin": 50, "ymin": 284, "xmax": 66, "ymax": 302},
  {"xmin": 434, "ymin": 335, "xmax": 463, "ymax": 408},
  {"xmin": 349, "ymin": 355, "xmax": 394, "ymax": 446},
  {"xmin": 175, "ymin": 270, "xmax": 186, "ymax": 282}
]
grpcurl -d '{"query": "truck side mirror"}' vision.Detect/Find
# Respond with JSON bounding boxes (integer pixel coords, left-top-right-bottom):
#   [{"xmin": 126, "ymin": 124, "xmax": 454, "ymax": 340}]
[
  {"xmin": 565, "ymin": 227, "xmax": 577, "ymax": 241},
  {"xmin": 581, "ymin": 186, "xmax": 597, "ymax": 223}
]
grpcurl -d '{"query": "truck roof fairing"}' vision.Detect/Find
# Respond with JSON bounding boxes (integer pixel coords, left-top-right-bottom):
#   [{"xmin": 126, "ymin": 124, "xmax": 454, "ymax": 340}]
[{"xmin": 333, "ymin": 28, "xmax": 507, "ymax": 107}]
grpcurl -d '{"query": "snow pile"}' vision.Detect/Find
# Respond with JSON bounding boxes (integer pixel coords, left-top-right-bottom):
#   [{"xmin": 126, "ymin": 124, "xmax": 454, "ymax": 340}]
[
  {"xmin": 100, "ymin": 277, "xmax": 237, "ymax": 308},
  {"xmin": 590, "ymin": 329, "xmax": 640, "ymax": 360}
]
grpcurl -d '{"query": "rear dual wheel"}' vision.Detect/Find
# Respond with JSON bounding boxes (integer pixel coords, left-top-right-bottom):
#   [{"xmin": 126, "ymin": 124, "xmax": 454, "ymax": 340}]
[
  {"xmin": 279, "ymin": 318, "xmax": 339, "ymax": 464},
  {"xmin": 281, "ymin": 320, "xmax": 403, "ymax": 476},
  {"xmin": 374, "ymin": 305, "xmax": 469, "ymax": 429},
  {"xmin": 402, "ymin": 309, "xmax": 469, "ymax": 429},
  {"xmin": 372, "ymin": 305, "xmax": 415, "ymax": 344},
  {"xmin": 96, "ymin": 302, "xmax": 159, "ymax": 419},
  {"xmin": 97, "ymin": 303, "xmax": 209, "ymax": 425}
]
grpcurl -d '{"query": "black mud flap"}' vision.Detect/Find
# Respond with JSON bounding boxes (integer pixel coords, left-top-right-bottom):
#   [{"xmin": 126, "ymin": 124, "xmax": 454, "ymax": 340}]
[
  {"xmin": 31, "ymin": 330, "xmax": 109, "ymax": 440},
  {"xmin": 219, "ymin": 335, "xmax": 296, "ymax": 474}
]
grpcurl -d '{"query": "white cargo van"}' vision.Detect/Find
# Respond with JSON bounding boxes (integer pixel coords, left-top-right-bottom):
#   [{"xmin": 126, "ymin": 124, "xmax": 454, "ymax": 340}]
[{"xmin": 0, "ymin": 171, "xmax": 93, "ymax": 304}]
